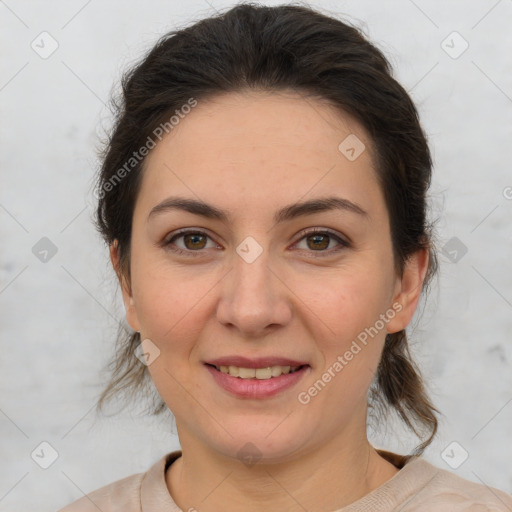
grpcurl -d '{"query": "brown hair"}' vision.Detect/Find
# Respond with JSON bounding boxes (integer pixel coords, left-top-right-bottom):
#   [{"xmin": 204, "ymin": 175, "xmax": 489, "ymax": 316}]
[{"xmin": 95, "ymin": 2, "xmax": 438, "ymax": 454}]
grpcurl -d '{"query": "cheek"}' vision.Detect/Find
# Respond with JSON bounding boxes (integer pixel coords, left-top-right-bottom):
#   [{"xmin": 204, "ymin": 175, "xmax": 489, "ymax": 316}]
[
  {"xmin": 130, "ymin": 242, "xmax": 196, "ymax": 324},
  {"xmin": 134, "ymin": 276, "xmax": 209, "ymax": 345},
  {"xmin": 129, "ymin": 253, "xmax": 222, "ymax": 364},
  {"xmin": 294, "ymin": 273, "xmax": 391, "ymax": 420},
  {"xmin": 133, "ymin": 267, "xmax": 212, "ymax": 407},
  {"xmin": 294, "ymin": 262, "xmax": 394, "ymax": 391},
  {"xmin": 297, "ymin": 262, "xmax": 395, "ymax": 342}
]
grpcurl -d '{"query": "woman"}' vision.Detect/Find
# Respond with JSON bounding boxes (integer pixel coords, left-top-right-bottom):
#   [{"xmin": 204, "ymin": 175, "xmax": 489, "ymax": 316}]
[{"xmin": 60, "ymin": 3, "xmax": 512, "ymax": 511}]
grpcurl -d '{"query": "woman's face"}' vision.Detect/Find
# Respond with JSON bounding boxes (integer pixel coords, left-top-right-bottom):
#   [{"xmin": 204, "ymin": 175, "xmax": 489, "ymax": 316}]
[{"xmin": 115, "ymin": 90, "xmax": 424, "ymax": 463}]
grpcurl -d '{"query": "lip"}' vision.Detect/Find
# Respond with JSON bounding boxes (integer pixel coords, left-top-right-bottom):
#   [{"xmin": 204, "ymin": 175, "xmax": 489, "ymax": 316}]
[
  {"xmin": 205, "ymin": 356, "xmax": 309, "ymax": 368},
  {"xmin": 205, "ymin": 363, "xmax": 310, "ymax": 399}
]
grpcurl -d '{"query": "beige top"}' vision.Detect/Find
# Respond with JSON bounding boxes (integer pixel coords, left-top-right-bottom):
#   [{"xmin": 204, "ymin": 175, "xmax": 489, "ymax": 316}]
[{"xmin": 59, "ymin": 449, "xmax": 512, "ymax": 511}]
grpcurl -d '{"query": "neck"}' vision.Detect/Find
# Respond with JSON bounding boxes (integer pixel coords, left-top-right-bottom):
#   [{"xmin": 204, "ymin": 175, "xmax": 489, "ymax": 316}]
[{"xmin": 166, "ymin": 425, "xmax": 399, "ymax": 512}]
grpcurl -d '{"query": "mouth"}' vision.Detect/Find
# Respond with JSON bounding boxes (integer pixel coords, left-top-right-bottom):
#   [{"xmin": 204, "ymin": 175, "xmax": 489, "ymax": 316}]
[
  {"xmin": 205, "ymin": 363, "xmax": 308, "ymax": 380},
  {"xmin": 204, "ymin": 360, "xmax": 311, "ymax": 399}
]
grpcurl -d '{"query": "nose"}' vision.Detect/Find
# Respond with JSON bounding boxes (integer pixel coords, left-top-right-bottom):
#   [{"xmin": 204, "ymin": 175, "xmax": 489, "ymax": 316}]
[{"xmin": 216, "ymin": 246, "xmax": 293, "ymax": 338}]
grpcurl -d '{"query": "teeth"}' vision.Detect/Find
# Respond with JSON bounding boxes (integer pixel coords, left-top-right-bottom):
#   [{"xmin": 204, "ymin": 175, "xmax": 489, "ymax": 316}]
[
  {"xmin": 217, "ymin": 364, "xmax": 300, "ymax": 379},
  {"xmin": 256, "ymin": 367, "xmax": 272, "ymax": 379},
  {"xmin": 238, "ymin": 367, "xmax": 255, "ymax": 379}
]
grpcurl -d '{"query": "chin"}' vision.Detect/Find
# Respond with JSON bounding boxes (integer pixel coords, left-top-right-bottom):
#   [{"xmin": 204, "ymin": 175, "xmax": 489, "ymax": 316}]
[{"xmin": 204, "ymin": 426, "xmax": 312, "ymax": 466}]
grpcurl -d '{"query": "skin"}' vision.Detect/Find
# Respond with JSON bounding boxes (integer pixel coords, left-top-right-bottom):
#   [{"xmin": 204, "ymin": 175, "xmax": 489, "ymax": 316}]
[{"xmin": 110, "ymin": 90, "xmax": 428, "ymax": 512}]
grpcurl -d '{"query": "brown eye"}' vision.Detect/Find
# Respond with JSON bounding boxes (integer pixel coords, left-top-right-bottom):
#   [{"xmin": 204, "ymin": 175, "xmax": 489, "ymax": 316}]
[
  {"xmin": 183, "ymin": 232, "xmax": 207, "ymax": 250},
  {"xmin": 294, "ymin": 229, "xmax": 350, "ymax": 256},
  {"xmin": 306, "ymin": 233, "xmax": 330, "ymax": 250},
  {"xmin": 164, "ymin": 229, "xmax": 218, "ymax": 256}
]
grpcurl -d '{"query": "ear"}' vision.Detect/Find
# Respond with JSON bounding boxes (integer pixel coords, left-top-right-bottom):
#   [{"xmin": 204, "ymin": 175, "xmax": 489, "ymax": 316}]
[
  {"xmin": 386, "ymin": 248, "xmax": 429, "ymax": 334},
  {"xmin": 110, "ymin": 240, "xmax": 141, "ymax": 332}
]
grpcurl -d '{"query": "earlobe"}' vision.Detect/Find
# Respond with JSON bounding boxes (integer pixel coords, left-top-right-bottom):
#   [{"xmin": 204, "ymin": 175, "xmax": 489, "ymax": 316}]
[{"xmin": 386, "ymin": 248, "xmax": 429, "ymax": 334}]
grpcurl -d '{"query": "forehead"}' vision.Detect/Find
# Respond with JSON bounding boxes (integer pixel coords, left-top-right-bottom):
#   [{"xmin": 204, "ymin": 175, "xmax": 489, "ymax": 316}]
[{"xmin": 136, "ymin": 90, "xmax": 382, "ymax": 220}]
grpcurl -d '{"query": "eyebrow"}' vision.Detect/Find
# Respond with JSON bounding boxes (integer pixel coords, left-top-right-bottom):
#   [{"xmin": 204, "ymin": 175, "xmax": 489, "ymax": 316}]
[{"xmin": 148, "ymin": 195, "xmax": 368, "ymax": 224}]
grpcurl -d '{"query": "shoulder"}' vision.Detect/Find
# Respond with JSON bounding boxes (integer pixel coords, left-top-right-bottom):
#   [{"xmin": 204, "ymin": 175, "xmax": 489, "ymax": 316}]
[
  {"xmin": 57, "ymin": 450, "xmax": 181, "ymax": 512},
  {"xmin": 57, "ymin": 471, "xmax": 145, "ymax": 512},
  {"xmin": 401, "ymin": 458, "xmax": 512, "ymax": 512}
]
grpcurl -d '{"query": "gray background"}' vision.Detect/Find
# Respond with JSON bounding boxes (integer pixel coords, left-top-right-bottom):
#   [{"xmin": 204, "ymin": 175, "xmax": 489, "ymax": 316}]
[{"xmin": 1, "ymin": 0, "xmax": 511, "ymax": 510}]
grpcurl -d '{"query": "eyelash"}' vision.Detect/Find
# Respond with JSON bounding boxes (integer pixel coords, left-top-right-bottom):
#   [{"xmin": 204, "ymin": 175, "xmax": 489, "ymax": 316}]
[{"xmin": 163, "ymin": 228, "xmax": 350, "ymax": 258}]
